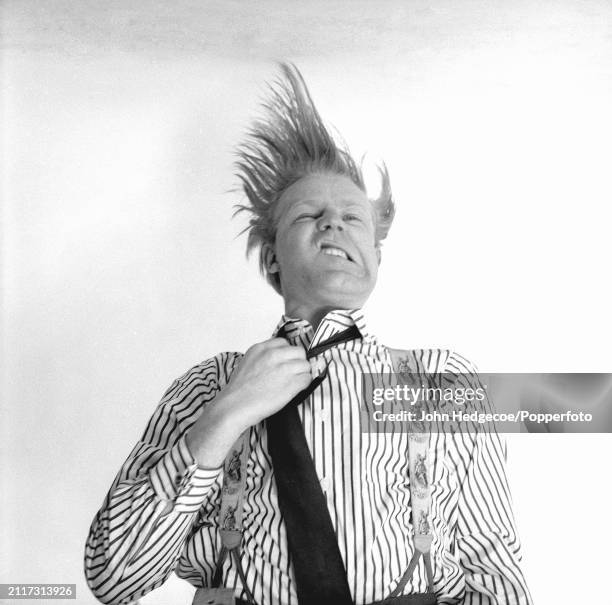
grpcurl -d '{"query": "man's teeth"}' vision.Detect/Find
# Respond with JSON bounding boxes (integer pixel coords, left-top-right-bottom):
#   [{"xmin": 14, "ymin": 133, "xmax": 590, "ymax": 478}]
[{"xmin": 322, "ymin": 247, "xmax": 348, "ymax": 260}]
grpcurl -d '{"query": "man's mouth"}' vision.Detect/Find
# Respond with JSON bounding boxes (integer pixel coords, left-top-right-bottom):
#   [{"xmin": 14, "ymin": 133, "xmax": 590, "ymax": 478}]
[{"xmin": 319, "ymin": 243, "xmax": 352, "ymax": 262}]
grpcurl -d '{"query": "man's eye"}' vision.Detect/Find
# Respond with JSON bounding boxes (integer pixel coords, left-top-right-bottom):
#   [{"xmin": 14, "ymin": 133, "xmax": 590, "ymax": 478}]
[
  {"xmin": 344, "ymin": 214, "xmax": 362, "ymax": 222},
  {"xmin": 295, "ymin": 214, "xmax": 316, "ymax": 221}
]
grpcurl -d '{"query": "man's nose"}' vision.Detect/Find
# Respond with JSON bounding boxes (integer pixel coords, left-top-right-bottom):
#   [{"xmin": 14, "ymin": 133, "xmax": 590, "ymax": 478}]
[{"xmin": 317, "ymin": 211, "xmax": 344, "ymax": 232}]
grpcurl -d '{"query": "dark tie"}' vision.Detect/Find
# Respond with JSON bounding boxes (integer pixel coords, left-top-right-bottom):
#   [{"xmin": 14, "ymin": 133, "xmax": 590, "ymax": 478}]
[{"xmin": 266, "ymin": 324, "xmax": 361, "ymax": 605}]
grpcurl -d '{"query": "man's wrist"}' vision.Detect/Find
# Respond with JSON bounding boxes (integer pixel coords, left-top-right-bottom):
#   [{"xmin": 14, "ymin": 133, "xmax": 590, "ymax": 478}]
[{"xmin": 185, "ymin": 393, "xmax": 247, "ymax": 468}]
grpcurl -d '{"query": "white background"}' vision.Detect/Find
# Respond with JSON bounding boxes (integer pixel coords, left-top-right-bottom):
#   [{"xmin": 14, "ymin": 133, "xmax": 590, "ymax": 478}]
[{"xmin": 2, "ymin": 1, "xmax": 611, "ymax": 604}]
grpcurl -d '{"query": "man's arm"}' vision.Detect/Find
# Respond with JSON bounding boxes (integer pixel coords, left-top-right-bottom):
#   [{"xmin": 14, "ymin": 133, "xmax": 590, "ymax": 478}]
[
  {"xmin": 84, "ymin": 355, "xmax": 234, "ymax": 605},
  {"xmin": 445, "ymin": 352, "xmax": 533, "ymax": 605},
  {"xmin": 85, "ymin": 339, "xmax": 312, "ymax": 604}
]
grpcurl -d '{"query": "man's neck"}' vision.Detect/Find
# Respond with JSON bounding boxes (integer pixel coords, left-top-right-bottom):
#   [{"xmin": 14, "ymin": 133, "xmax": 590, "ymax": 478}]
[{"xmin": 283, "ymin": 304, "xmax": 338, "ymax": 332}]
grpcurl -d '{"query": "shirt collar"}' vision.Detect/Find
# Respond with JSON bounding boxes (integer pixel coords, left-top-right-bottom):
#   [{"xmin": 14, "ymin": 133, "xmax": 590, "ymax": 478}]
[{"xmin": 272, "ymin": 308, "xmax": 371, "ymax": 348}]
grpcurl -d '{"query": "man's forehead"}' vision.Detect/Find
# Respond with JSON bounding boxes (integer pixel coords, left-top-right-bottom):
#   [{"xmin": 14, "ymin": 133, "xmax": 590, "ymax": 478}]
[{"xmin": 275, "ymin": 173, "xmax": 370, "ymax": 216}]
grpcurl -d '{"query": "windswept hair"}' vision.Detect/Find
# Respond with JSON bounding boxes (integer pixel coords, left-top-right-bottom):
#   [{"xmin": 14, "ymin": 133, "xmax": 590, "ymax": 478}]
[{"xmin": 234, "ymin": 63, "xmax": 395, "ymax": 291}]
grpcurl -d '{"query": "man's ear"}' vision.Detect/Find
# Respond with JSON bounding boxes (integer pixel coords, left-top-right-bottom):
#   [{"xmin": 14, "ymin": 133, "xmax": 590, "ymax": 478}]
[
  {"xmin": 262, "ymin": 242, "xmax": 280, "ymax": 275},
  {"xmin": 375, "ymin": 244, "xmax": 382, "ymax": 265}
]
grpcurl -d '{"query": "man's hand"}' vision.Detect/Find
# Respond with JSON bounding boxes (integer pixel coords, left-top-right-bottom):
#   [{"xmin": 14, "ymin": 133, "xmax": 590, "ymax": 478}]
[
  {"xmin": 221, "ymin": 338, "xmax": 313, "ymax": 427},
  {"xmin": 185, "ymin": 338, "xmax": 312, "ymax": 468}
]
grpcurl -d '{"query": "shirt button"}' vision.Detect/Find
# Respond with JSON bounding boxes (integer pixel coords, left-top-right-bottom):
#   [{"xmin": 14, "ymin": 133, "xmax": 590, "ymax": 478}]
[{"xmin": 320, "ymin": 477, "xmax": 330, "ymax": 492}]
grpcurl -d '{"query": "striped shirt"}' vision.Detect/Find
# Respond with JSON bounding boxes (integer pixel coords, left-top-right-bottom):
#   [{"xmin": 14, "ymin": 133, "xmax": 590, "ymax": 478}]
[{"xmin": 85, "ymin": 309, "xmax": 532, "ymax": 605}]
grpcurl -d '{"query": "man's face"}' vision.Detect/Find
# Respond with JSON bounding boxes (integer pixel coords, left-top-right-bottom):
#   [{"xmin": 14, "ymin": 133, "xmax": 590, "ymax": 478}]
[{"xmin": 267, "ymin": 172, "xmax": 380, "ymax": 316}]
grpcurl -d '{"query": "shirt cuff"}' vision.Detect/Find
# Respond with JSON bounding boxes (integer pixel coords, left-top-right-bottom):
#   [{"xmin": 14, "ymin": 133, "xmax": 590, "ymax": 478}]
[{"xmin": 148, "ymin": 434, "xmax": 223, "ymax": 513}]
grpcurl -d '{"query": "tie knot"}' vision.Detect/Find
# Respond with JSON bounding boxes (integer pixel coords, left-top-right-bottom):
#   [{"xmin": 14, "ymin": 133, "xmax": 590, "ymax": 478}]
[{"xmin": 278, "ymin": 324, "xmax": 361, "ymax": 360}]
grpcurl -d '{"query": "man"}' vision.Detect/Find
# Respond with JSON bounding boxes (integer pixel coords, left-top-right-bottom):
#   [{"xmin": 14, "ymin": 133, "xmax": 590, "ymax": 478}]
[{"xmin": 85, "ymin": 64, "xmax": 532, "ymax": 605}]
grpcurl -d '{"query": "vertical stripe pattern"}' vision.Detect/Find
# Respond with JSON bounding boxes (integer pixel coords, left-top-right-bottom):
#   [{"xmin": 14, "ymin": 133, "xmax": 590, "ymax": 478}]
[{"xmin": 85, "ymin": 310, "xmax": 532, "ymax": 605}]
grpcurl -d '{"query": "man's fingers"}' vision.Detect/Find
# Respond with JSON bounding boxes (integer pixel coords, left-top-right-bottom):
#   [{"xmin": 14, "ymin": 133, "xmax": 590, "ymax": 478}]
[
  {"xmin": 257, "ymin": 338, "xmax": 307, "ymax": 357},
  {"xmin": 264, "ymin": 337, "xmax": 293, "ymax": 348},
  {"xmin": 246, "ymin": 338, "xmax": 287, "ymax": 355},
  {"xmin": 281, "ymin": 359, "xmax": 312, "ymax": 376},
  {"xmin": 267, "ymin": 345, "xmax": 307, "ymax": 363}
]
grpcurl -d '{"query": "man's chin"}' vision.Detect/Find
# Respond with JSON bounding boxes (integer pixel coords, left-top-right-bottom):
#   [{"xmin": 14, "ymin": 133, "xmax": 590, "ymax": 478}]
[{"xmin": 310, "ymin": 275, "xmax": 374, "ymax": 306}]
